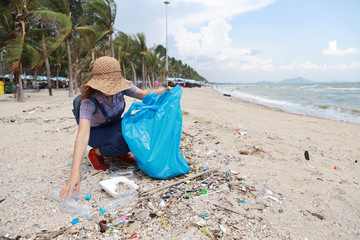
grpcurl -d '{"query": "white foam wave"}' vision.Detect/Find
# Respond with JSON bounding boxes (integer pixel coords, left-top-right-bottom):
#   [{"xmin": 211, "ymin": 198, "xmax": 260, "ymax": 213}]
[
  {"xmin": 328, "ymin": 87, "xmax": 360, "ymax": 91},
  {"xmin": 215, "ymin": 86, "xmax": 360, "ymax": 124}
]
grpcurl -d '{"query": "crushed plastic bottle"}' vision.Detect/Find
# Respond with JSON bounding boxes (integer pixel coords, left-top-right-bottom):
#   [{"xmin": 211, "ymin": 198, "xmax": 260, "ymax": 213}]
[
  {"xmin": 60, "ymin": 198, "xmax": 94, "ymax": 221},
  {"xmin": 50, "ymin": 188, "xmax": 94, "ymax": 221},
  {"xmin": 105, "ymin": 168, "xmax": 135, "ymax": 179},
  {"xmin": 50, "ymin": 188, "xmax": 88, "ymax": 201},
  {"xmin": 104, "ymin": 190, "xmax": 138, "ymax": 214}
]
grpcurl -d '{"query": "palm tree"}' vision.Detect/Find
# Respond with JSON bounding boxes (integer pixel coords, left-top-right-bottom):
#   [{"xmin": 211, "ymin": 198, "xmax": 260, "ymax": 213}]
[
  {"xmin": 135, "ymin": 33, "xmax": 148, "ymax": 89},
  {"xmin": 0, "ymin": 1, "xmax": 30, "ymax": 101},
  {"xmin": 38, "ymin": 0, "xmax": 76, "ymax": 97},
  {"xmin": 0, "ymin": 1, "xmax": 72, "ymax": 101},
  {"xmin": 146, "ymin": 49, "xmax": 164, "ymax": 89},
  {"xmin": 35, "ymin": 9, "xmax": 72, "ymax": 96},
  {"xmin": 115, "ymin": 32, "xmax": 139, "ymax": 85},
  {"xmin": 83, "ymin": 0, "xmax": 117, "ymax": 57},
  {"xmin": 50, "ymin": 43, "xmax": 67, "ymax": 89}
]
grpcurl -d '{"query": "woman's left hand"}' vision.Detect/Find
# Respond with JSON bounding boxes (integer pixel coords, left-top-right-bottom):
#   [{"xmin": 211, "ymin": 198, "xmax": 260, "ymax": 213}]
[{"xmin": 164, "ymin": 86, "xmax": 172, "ymax": 93}]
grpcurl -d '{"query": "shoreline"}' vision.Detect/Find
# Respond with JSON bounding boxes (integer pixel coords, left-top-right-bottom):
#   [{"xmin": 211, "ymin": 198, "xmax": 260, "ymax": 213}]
[
  {"xmin": 0, "ymin": 87, "xmax": 359, "ymax": 239},
  {"xmin": 212, "ymin": 84, "xmax": 360, "ymax": 125},
  {"xmin": 217, "ymin": 89, "xmax": 360, "ymax": 126}
]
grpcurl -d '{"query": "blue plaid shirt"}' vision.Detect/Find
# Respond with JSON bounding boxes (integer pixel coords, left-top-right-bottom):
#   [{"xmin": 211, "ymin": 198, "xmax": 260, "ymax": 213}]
[{"xmin": 79, "ymin": 83, "xmax": 137, "ymax": 127}]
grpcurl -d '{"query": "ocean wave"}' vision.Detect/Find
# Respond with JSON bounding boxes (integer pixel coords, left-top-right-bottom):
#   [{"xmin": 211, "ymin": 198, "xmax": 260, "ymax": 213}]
[
  {"xmin": 328, "ymin": 87, "xmax": 360, "ymax": 91},
  {"xmin": 299, "ymin": 84, "xmax": 319, "ymax": 88},
  {"xmin": 214, "ymin": 85, "xmax": 360, "ymax": 124}
]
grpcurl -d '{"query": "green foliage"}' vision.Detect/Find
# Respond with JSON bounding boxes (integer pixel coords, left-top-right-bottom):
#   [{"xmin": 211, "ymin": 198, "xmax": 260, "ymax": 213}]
[
  {"xmin": 1, "ymin": 0, "xmax": 206, "ymax": 94},
  {"xmin": 83, "ymin": 0, "xmax": 116, "ymax": 28}
]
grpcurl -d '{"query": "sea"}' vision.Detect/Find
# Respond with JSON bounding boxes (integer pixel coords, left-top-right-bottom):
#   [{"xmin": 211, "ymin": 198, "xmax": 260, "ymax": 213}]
[{"xmin": 214, "ymin": 82, "xmax": 360, "ymax": 124}]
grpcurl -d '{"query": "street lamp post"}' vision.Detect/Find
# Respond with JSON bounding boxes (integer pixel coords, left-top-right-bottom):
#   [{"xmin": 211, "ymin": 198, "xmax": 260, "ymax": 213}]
[
  {"xmin": 164, "ymin": 1, "xmax": 170, "ymax": 72},
  {"xmin": 0, "ymin": 50, "xmax": 3, "ymax": 75}
]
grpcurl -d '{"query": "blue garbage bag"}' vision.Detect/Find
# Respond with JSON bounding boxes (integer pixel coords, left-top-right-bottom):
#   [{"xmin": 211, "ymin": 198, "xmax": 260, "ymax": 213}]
[{"xmin": 122, "ymin": 85, "xmax": 189, "ymax": 179}]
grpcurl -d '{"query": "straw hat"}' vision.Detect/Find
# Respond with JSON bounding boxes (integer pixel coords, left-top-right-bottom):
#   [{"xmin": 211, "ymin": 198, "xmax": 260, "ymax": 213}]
[{"xmin": 84, "ymin": 56, "xmax": 132, "ymax": 95}]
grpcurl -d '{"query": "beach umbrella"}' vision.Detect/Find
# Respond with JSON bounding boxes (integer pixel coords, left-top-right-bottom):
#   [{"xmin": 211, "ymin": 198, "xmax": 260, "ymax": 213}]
[
  {"xmin": 37, "ymin": 76, "xmax": 48, "ymax": 81},
  {"xmin": 51, "ymin": 77, "xmax": 69, "ymax": 82},
  {"xmin": 21, "ymin": 75, "xmax": 34, "ymax": 80},
  {"xmin": 3, "ymin": 74, "xmax": 12, "ymax": 79}
]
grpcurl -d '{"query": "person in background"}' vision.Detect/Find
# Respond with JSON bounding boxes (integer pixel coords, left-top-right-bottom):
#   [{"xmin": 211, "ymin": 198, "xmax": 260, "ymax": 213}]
[
  {"xmin": 154, "ymin": 78, "xmax": 159, "ymax": 89},
  {"xmin": 60, "ymin": 56, "xmax": 170, "ymax": 199}
]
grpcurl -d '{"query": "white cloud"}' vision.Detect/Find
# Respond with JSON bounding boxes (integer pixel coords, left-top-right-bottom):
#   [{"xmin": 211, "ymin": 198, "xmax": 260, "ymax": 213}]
[
  {"xmin": 169, "ymin": 0, "xmax": 276, "ymax": 72},
  {"xmin": 173, "ymin": 18, "xmax": 275, "ymax": 72},
  {"xmin": 323, "ymin": 41, "xmax": 359, "ymax": 56},
  {"xmin": 336, "ymin": 62, "xmax": 360, "ymax": 69},
  {"xmin": 171, "ymin": 0, "xmax": 275, "ymax": 26}
]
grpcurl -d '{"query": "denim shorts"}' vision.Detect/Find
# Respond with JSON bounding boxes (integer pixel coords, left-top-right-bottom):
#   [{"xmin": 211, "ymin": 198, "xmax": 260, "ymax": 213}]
[{"xmin": 88, "ymin": 121, "xmax": 130, "ymax": 157}]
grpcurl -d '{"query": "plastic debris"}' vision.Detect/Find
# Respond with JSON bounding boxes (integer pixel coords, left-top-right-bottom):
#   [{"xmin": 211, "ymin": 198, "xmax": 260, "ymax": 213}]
[
  {"xmin": 304, "ymin": 151, "xmax": 310, "ymax": 160},
  {"xmin": 201, "ymin": 227, "xmax": 214, "ymax": 238},
  {"xmin": 262, "ymin": 196, "xmax": 279, "ymax": 202},
  {"xmin": 59, "ymin": 198, "xmax": 94, "ymax": 221},
  {"xmin": 99, "ymin": 207, "xmax": 106, "ymax": 214},
  {"xmin": 255, "ymin": 186, "xmax": 269, "ymax": 201},
  {"xmin": 86, "ymin": 194, "xmax": 91, "ymax": 200},
  {"xmin": 158, "ymin": 218, "xmax": 171, "ymax": 228},
  {"xmin": 322, "ymin": 164, "xmax": 331, "ymax": 168},
  {"xmin": 71, "ymin": 218, "xmax": 79, "ymax": 225},
  {"xmin": 99, "ymin": 220, "xmax": 108, "ymax": 232},
  {"xmin": 99, "ymin": 176, "xmax": 138, "ymax": 198}
]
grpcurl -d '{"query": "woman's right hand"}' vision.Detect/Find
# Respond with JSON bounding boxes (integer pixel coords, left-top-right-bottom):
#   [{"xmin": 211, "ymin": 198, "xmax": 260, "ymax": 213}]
[
  {"xmin": 59, "ymin": 171, "xmax": 80, "ymax": 200},
  {"xmin": 60, "ymin": 119, "xmax": 90, "ymax": 200}
]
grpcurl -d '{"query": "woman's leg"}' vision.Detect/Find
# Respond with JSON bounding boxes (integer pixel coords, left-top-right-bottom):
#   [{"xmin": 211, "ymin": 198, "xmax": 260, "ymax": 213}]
[{"xmin": 88, "ymin": 122, "xmax": 130, "ymax": 157}]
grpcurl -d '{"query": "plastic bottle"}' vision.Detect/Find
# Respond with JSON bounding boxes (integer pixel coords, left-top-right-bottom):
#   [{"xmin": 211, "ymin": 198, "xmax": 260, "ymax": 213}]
[
  {"xmin": 105, "ymin": 169, "xmax": 135, "ymax": 179},
  {"xmin": 112, "ymin": 169, "xmax": 134, "ymax": 178},
  {"xmin": 50, "ymin": 188, "xmax": 88, "ymax": 201},
  {"xmin": 104, "ymin": 190, "xmax": 138, "ymax": 214},
  {"xmin": 59, "ymin": 198, "xmax": 94, "ymax": 221}
]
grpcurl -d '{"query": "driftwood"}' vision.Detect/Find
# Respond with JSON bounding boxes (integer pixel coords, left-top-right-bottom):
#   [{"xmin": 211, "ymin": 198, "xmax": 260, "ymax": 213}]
[
  {"xmin": 23, "ymin": 106, "xmax": 41, "ymax": 112},
  {"xmin": 142, "ymin": 166, "xmax": 221, "ymax": 196}
]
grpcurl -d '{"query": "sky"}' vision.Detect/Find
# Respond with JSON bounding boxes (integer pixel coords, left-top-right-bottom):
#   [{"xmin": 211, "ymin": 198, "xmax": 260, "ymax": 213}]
[{"xmin": 114, "ymin": 0, "xmax": 360, "ymax": 83}]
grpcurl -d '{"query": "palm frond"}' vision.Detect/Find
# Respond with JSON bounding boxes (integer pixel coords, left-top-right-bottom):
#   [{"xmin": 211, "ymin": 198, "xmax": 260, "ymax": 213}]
[
  {"xmin": 35, "ymin": 10, "xmax": 72, "ymax": 56},
  {"xmin": 6, "ymin": 20, "xmax": 25, "ymax": 72}
]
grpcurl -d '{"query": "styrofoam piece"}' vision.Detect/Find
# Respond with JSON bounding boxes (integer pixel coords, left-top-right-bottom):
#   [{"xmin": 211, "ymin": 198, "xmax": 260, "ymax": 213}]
[{"xmin": 99, "ymin": 177, "xmax": 138, "ymax": 198}]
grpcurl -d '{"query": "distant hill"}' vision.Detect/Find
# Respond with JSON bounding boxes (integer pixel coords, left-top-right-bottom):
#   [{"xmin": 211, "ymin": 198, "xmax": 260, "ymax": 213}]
[{"xmin": 279, "ymin": 77, "xmax": 312, "ymax": 84}]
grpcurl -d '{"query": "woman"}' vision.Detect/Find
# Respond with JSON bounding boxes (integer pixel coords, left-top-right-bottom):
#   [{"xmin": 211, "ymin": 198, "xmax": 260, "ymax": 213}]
[{"xmin": 60, "ymin": 56, "xmax": 170, "ymax": 199}]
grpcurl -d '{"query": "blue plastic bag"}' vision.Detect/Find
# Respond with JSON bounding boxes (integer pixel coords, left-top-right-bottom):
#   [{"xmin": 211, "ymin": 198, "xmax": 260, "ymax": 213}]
[{"xmin": 122, "ymin": 85, "xmax": 189, "ymax": 179}]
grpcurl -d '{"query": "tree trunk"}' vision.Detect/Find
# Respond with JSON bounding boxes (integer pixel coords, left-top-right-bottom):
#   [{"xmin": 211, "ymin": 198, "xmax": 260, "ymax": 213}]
[
  {"xmin": 122, "ymin": 61, "xmax": 126, "ymax": 79},
  {"xmin": 110, "ymin": 32, "xmax": 115, "ymax": 57},
  {"xmin": 74, "ymin": 70, "xmax": 81, "ymax": 94},
  {"xmin": 41, "ymin": 32, "xmax": 53, "ymax": 96},
  {"xmin": 148, "ymin": 75, "xmax": 152, "ymax": 89},
  {"xmin": 91, "ymin": 50, "xmax": 95, "ymax": 63},
  {"xmin": 142, "ymin": 57, "xmax": 146, "ymax": 89},
  {"xmin": 66, "ymin": 39, "xmax": 74, "ymax": 98},
  {"xmin": 34, "ymin": 68, "xmax": 39, "ymax": 90},
  {"xmin": 0, "ymin": 50, "xmax": 3, "ymax": 75},
  {"xmin": 74, "ymin": 41, "xmax": 83, "ymax": 94},
  {"xmin": 130, "ymin": 60, "xmax": 137, "ymax": 87},
  {"xmin": 103, "ymin": 41, "xmax": 106, "ymax": 55},
  {"xmin": 10, "ymin": 70, "xmax": 14, "ymax": 82},
  {"xmin": 15, "ymin": 71, "xmax": 25, "ymax": 102},
  {"xmin": 152, "ymin": 73, "xmax": 155, "ymax": 89},
  {"xmin": 56, "ymin": 66, "xmax": 60, "ymax": 90}
]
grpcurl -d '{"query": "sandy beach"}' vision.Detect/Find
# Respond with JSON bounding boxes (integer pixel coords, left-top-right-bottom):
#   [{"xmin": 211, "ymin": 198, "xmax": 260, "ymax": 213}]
[{"xmin": 0, "ymin": 87, "xmax": 359, "ymax": 239}]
